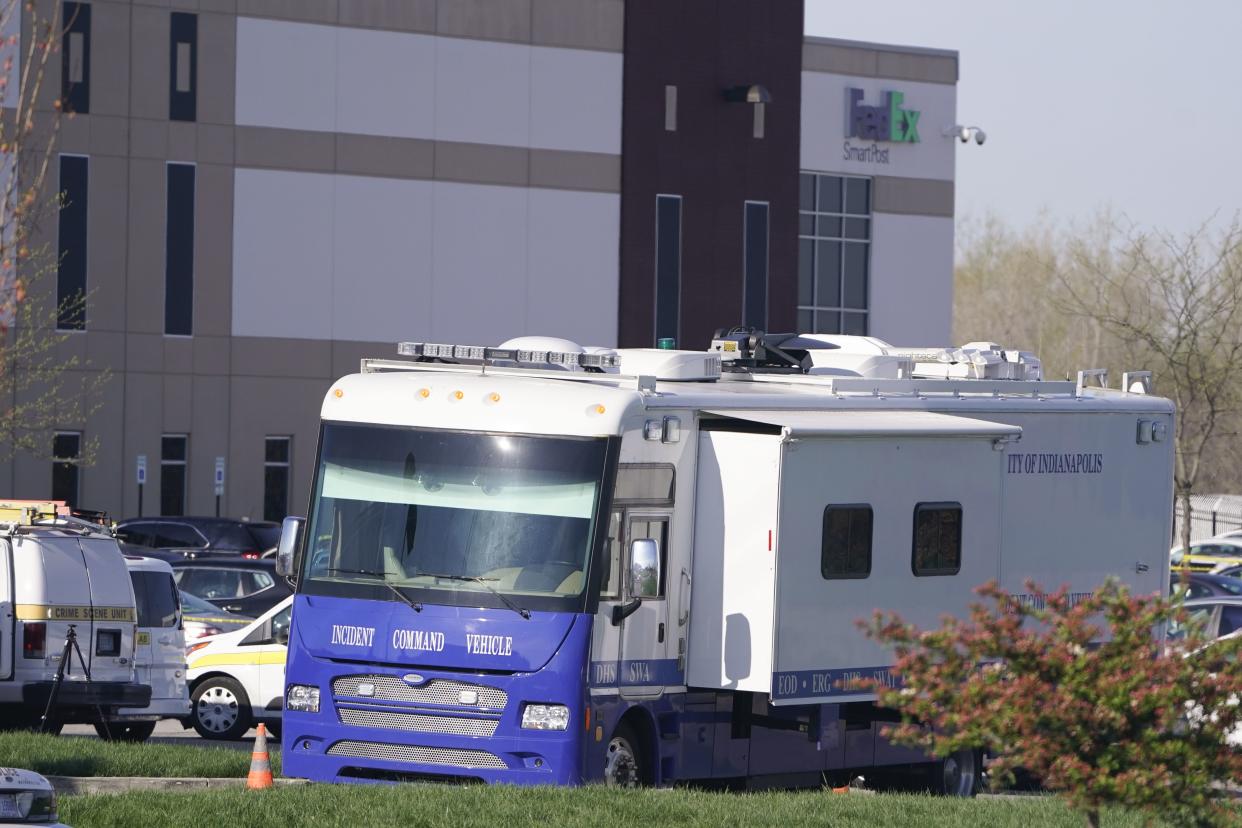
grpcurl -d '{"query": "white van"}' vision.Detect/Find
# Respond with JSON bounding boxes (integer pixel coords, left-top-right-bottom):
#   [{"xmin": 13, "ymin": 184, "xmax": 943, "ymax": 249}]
[
  {"xmin": 94, "ymin": 556, "xmax": 191, "ymax": 741},
  {"xmin": 0, "ymin": 505, "xmax": 149, "ymax": 731}
]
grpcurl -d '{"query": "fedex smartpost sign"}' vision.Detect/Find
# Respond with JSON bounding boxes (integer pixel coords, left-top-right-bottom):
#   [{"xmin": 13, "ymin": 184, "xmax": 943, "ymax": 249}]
[{"xmin": 843, "ymin": 87, "xmax": 919, "ymax": 164}]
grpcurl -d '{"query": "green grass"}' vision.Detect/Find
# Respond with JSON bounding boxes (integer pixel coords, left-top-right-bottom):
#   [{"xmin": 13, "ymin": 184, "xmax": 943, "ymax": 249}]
[
  {"xmin": 56, "ymin": 786, "xmax": 1161, "ymax": 828},
  {"xmin": 0, "ymin": 732, "xmax": 279, "ymax": 778}
]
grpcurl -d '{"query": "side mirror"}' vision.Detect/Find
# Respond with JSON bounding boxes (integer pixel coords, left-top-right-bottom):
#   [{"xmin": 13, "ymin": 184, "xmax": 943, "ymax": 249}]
[
  {"xmin": 629, "ymin": 538, "xmax": 660, "ymax": 599},
  {"xmin": 275, "ymin": 516, "xmax": 306, "ymax": 581}
]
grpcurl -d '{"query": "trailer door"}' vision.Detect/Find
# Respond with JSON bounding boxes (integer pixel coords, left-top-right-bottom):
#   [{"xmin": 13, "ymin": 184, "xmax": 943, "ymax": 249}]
[
  {"xmin": 618, "ymin": 513, "xmax": 673, "ymax": 697},
  {"xmin": 0, "ymin": 540, "xmax": 11, "ymax": 680}
]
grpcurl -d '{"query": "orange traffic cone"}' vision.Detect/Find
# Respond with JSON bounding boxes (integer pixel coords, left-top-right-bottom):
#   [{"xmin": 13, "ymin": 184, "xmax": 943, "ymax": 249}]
[{"xmin": 247, "ymin": 723, "xmax": 274, "ymax": 790}]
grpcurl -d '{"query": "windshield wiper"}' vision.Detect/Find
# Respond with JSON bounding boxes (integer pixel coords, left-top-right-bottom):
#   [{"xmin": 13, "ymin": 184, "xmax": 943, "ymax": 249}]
[
  {"xmin": 325, "ymin": 567, "xmax": 423, "ymax": 613},
  {"xmin": 413, "ymin": 571, "xmax": 531, "ymax": 620}
]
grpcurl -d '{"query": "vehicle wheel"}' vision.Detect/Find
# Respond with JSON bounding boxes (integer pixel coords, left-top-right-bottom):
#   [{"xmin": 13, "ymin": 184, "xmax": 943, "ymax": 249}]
[
  {"xmin": 933, "ymin": 748, "xmax": 981, "ymax": 797},
  {"xmin": 94, "ymin": 721, "xmax": 157, "ymax": 742},
  {"xmin": 604, "ymin": 722, "xmax": 644, "ymax": 787},
  {"xmin": 191, "ymin": 677, "xmax": 253, "ymax": 741}
]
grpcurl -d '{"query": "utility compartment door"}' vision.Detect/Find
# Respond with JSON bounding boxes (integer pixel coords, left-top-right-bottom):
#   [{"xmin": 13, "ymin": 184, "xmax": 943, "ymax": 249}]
[
  {"xmin": 685, "ymin": 430, "xmax": 781, "ymax": 692},
  {"xmin": 0, "ymin": 540, "xmax": 11, "ymax": 680},
  {"xmin": 760, "ymin": 412, "xmax": 1016, "ymax": 706}
]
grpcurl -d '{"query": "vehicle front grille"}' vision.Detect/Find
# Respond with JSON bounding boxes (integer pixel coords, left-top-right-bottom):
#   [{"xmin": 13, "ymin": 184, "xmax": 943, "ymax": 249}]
[
  {"xmin": 333, "ymin": 675, "xmax": 507, "ymax": 710},
  {"xmin": 326, "ymin": 739, "xmax": 507, "ymax": 769},
  {"xmin": 338, "ymin": 706, "xmax": 499, "ymax": 737}
]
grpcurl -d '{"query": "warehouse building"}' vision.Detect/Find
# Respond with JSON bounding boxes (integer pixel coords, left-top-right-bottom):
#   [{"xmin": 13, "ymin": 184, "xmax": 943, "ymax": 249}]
[{"xmin": 6, "ymin": 0, "xmax": 960, "ymax": 520}]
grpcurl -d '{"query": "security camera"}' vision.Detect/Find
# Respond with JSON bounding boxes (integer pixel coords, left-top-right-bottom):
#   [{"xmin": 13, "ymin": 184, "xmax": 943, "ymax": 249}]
[{"xmin": 974, "ymin": 129, "xmax": 986, "ymax": 145}]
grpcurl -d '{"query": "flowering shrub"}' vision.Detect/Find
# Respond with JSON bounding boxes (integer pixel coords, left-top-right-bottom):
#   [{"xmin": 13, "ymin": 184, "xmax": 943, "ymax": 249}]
[{"xmin": 861, "ymin": 579, "xmax": 1242, "ymax": 827}]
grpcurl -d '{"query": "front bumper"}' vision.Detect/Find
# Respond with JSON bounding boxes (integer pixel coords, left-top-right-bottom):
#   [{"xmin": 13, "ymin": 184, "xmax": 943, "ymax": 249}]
[
  {"xmin": 21, "ymin": 681, "xmax": 152, "ymax": 722},
  {"xmin": 283, "ymin": 712, "xmax": 582, "ymax": 785},
  {"xmin": 114, "ymin": 695, "xmax": 193, "ymax": 720}
]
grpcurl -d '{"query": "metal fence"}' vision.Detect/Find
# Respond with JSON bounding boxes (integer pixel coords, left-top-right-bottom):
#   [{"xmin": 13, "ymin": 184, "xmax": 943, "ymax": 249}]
[{"xmin": 1174, "ymin": 494, "xmax": 1242, "ymax": 544}]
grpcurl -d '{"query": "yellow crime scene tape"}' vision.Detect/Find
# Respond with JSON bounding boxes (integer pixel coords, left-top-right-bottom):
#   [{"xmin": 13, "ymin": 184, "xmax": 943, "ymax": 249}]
[{"xmin": 14, "ymin": 604, "xmax": 137, "ymax": 622}]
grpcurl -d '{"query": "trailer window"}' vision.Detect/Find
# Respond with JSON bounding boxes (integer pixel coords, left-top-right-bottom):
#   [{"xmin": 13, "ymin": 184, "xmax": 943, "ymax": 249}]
[
  {"xmin": 599, "ymin": 511, "xmax": 623, "ymax": 598},
  {"xmin": 912, "ymin": 503, "xmax": 962, "ymax": 576},
  {"xmin": 614, "ymin": 464, "xmax": 675, "ymax": 506},
  {"xmin": 820, "ymin": 505, "xmax": 872, "ymax": 579}
]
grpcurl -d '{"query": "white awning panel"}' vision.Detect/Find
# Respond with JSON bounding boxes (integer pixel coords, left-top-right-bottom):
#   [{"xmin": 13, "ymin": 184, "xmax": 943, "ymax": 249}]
[{"xmin": 703, "ymin": 409, "xmax": 1022, "ymax": 439}]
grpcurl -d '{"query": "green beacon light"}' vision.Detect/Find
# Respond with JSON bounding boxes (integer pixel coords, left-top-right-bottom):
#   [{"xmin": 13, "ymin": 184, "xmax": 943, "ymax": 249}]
[{"xmin": 657, "ymin": 338, "xmax": 676, "ymax": 350}]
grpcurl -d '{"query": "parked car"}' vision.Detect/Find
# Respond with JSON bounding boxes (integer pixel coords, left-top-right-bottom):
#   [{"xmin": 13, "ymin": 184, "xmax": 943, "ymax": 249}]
[
  {"xmin": 96, "ymin": 556, "xmax": 192, "ymax": 741},
  {"xmin": 0, "ymin": 767, "xmax": 64, "ymax": 825},
  {"xmin": 115, "ymin": 517, "xmax": 281, "ymax": 558},
  {"xmin": 1170, "ymin": 538, "xmax": 1242, "ymax": 572},
  {"xmin": 171, "ymin": 557, "xmax": 292, "ymax": 618},
  {"xmin": 1169, "ymin": 572, "xmax": 1242, "ymax": 600},
  {"xmin": 1167, "ymin": 596, "xmax": 1242, "ymax": 641},
  {"xmin": 180, "ymin": 590, "xmax": 252, "ymax": 648},
  {"xmin": 186, "ymin": 597, "xmax": 291, "ymax": 740}
]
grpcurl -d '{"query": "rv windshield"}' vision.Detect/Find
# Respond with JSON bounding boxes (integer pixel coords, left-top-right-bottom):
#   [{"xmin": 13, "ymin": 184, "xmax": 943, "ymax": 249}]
[{"xmin": 301, "ymin": 423, "xmax": 610, "ymax": 613}]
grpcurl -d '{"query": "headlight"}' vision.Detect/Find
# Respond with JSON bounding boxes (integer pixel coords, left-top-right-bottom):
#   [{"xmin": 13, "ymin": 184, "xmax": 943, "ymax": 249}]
[
  {"xmin": 286, "ymin": 684, "xmax": 320, "ymax": 713},
  {"xmin": 521, "ymin": 703, "xmax": 570, "ymax": 731}
]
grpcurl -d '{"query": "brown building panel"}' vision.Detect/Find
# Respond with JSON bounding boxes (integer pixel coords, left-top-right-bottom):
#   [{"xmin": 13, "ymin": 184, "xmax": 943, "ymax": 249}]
[{"xmin": 618, "ymin": 0, "xmax": 804, "ymax": 348}]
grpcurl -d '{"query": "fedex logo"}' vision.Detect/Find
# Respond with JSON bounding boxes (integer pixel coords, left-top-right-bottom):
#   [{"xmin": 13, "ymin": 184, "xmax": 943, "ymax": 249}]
[{"xmin": 846, "ymin": 88, "xmax": 920, "ymax": 143}]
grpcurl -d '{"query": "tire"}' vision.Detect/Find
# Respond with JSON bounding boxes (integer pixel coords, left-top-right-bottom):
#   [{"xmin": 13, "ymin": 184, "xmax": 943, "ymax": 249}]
[
  {"xmin": 932, "ymin": 749, "xmax": 981, "ymax": 797},
  {"xmin": 190, "ymin": 677, "xmax": 253, "ymax": 741},
  {"xmin": 94, "ymin": 721, "xmax": 157, "ymax": 742},
  {"xmin": 604, "ymin": 722, "xmax": 645, "ymax": 787}
]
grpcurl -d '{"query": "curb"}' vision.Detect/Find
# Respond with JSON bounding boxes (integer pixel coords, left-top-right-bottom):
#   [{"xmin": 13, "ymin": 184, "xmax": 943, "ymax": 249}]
[{"xmin": 46, "ymin": 776, "xmax": 309, "ymax": 795}]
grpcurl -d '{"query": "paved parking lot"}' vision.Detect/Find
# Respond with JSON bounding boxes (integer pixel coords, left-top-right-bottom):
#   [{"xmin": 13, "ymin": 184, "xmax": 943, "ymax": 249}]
[{"xmin": 60, "ymin": 720, "xmax": 263, "ymax": 751}]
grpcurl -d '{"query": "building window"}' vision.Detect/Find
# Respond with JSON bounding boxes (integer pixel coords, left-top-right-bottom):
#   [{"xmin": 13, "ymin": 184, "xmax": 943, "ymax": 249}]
[
  {"xmin": 57, "ymin": 155, "xmax": 88, "ymax": 331},
  {"xmin": 743, "ymin": 201, "xmax": 769, "ymax": 330},
  {"xmin": 821, "ymin": 505, "xmax": 872, "ymax": 579},
  {"xmin": 169, "ymin": 13, "xmax": 197, "ymax": 122},
  {"xmin": 61, "ymin": 2, "xmax": 91, "ymax": 114},
  {"xmin": 798, "ymin": 173, "xmax": 870, "ymax": 335},
  {"xmin": 263, "ymin": 437, "xmax": 291, "ymax": 522},
  {"xmin": 664, "ymin": 85, "xmax": 677, "ymax": 132},
  {"xmin": 654, "ymin": 194, "xmax": 682, "ymax": 346},
  {"xmin": 161, "ymin": 435, "xmax": 188, "ymax": 516},
  {"xmin": 912, "ymin": 502, "xmax": 962, "ymax": 576},
  {"xmin": 52, "ymin": 432, "xmax": 81, "ymax": 507},
  {"xmin": 165, "ymin": 163, "xmax": 195, "ymax": 335}
]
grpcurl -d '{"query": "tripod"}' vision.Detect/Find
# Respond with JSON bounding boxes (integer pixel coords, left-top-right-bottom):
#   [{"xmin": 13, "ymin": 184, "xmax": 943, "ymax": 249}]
[{"xmin": 38, "ymin": 623, "xmax": 95, "ymax": 734}]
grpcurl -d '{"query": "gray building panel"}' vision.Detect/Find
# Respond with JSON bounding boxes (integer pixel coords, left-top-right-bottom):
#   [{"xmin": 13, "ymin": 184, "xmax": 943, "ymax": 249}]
[
  {"xmin": 130, "ymin": 6, "xmax": 169, "ymax": 120},
  {"xmin": 90, "ymin": 3, "xmax": 131, "ymax": 117},
  {"xmin": 335, "ymin": 132, "xmax": 436, "ymax": 180},
  {"xmin": 872, "ymin": 176, "xmax": 956, "ymax": 218},
  {"xmin": 237, "ymin": 0, "xmax": 338, "ymax": 25},
  {"xmin": 197, "ymin": 12, "xmax": 237, "ymax": 125},
  {"xmin": 125, "ymin": 159, "xmax": 168, "ymax": 335},
  {"xmin": 802, "ymin": 37, "xmax": 959, "ymax": 85},
  {"xmin": 194, "ymin": 162, "xmax": 234, "ymax": 337},
  {"xmin": 234, "ymin": 125, "xmax": 336, "ymax": 172},
  {"xmin": 337, "ymin": 0, "xmax": 437, "ymax": 33},
  {"xmin": 436, "ymin": 0, "xmax": 532, "ymax": 44},
  {"xmin": 532, "ymin": 0, "xmax": 624, "ymax": 52}
]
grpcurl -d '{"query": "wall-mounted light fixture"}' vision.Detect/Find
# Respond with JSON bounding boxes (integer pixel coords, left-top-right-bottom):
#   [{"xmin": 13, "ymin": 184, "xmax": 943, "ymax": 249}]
[
  {"xmin": 723, "ymin": 84, "xmax": 772, "ymax": 138},
  {"xmin": 723, "ymin": 84, "xmax": 772, "ymax": 104}
]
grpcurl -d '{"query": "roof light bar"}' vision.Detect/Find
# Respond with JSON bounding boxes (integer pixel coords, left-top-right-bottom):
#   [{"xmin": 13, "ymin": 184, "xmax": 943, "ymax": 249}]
[{"xmin": 397, "ymin": 342, "xmax": 619, "ymax": 371}]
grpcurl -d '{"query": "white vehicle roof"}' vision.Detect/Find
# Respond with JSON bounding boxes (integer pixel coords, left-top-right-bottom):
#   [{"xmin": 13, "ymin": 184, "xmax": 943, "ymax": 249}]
[
  {"xmin": 326, "ymin": 336, "xmax": 1173, "ymax": 438},
  {"xmin": 0, "ymin": 767, "xmax": 53, "ymax": 793},
  {"xmin": 121, "ymin": 554, "xmax": 175, "ymax": 575}
]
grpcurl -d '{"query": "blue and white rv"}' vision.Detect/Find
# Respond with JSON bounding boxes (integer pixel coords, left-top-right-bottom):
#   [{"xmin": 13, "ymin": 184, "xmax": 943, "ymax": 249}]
[{"xmin": 276, "ymin": 332, "xmax": 1174, "ymax": 792}]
